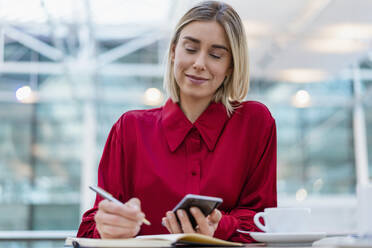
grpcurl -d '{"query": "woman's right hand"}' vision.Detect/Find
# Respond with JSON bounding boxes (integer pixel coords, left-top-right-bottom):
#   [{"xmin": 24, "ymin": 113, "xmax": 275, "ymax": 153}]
[{"xmin": 94, "ymin": 198, "xmax": 145, "ymax": 239}]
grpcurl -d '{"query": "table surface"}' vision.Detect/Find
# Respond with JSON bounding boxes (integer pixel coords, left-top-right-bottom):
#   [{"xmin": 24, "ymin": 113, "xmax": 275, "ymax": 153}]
[{"xmin": 1, "ymin": 231, "xmax": 369, "ymax": 248}]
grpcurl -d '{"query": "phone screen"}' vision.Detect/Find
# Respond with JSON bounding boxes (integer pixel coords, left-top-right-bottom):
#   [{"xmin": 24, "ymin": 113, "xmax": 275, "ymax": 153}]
[{"xmin": 172, "ymin": 194, "xmax": 223, "ymax": 229}]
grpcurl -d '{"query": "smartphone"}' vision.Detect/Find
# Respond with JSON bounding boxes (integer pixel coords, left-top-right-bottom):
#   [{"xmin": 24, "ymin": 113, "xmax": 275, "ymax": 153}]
[{"xmin": 172, "ymin": 194, "xmax": 223, "ymax": 229}]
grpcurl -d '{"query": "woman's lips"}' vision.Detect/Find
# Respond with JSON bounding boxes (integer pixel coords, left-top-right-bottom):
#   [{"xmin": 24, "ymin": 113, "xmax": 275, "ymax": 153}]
[{"xmin": 186, "ymin": 74, "xmax": 208, "ymax": 85}]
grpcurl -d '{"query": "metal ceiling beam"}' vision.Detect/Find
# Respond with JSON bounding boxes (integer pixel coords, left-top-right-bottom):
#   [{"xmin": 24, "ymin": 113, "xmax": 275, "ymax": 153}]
[
  {"xmin": 101, "ymin": 63, "xmax": 163, "ymax": 77},
  {"xmin": 257, "ymin": 0, "xmax": 333, "ymax": 69},
  {"xmin": 97, "ymin": 31, "xmax": 165, "ymax": 67},
  {"xmin": 4, "ymin": 26, "xmax": 63, "ymax": 61},
  {"xmin": 40, "ymin": 0, "xmax": 67, "ymax": 58},
  {"xmin": 0, "ymin": 62, "xmax": 163, "ymax": 76},
  {"xmin": 0, "ymin": 61, "xmax": 63, "ymax": 74}
]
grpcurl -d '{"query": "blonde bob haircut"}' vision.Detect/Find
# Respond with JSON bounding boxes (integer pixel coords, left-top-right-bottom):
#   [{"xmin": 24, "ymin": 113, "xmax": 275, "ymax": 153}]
[{"xmin": 163, "ymin": 0, "xmax": 249, "ymax": 116}]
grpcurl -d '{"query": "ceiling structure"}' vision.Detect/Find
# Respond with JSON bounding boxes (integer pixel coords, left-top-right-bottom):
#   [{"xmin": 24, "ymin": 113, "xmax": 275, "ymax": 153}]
[
  {"xmin": 226, "ymin": 0, "xmax": 372, "ymax": 82},
  {"xmin": 0, "ymin": 0, "xmax": 372, "ymax": 83}
]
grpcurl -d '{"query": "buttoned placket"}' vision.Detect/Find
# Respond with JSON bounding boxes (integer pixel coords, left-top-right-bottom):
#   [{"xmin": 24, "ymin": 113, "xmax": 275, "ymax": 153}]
[{"xmin": 185, "ymin": 127, "xmax": 202, "ymax": 194}]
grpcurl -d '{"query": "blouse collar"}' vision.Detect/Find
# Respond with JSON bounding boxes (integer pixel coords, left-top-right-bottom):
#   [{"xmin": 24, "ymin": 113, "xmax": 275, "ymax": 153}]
[{"xmin": 161, "ymin": 99, "xmax": 229, "ymax": 152}]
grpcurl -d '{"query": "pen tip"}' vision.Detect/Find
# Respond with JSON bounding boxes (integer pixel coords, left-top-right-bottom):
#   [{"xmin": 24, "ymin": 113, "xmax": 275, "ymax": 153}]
[{"xmin": 143, "ymin": 219, "xmax": 151, "ymax": 225}]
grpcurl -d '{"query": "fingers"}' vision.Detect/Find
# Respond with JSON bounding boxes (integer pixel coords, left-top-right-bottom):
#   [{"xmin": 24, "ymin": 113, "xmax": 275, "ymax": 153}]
[
  {"xmin": 163, "ymin": 208, "xmax": 222, "ymax": 236},
  {"xmin": 95, "ymin": 209, "xmax": 141, "ymax": 228},
  {"xmin": 164, "ymin": 211, "xmax": 182, "ymax": 233},
  {"xmin": 127, "ymin": 198, "xmax": 141, "ymax": 210},
  {"xmin": 97, "ymin": 222, "xmax": 140, "ymax": 239},
  {"xmin": 95, "ymin": 198, "xmax": 144, "ymax": 239},
  {"xmin": 162, "ymin": 217, "xmax": 170, "ymax": 232},
  {"xmin": 208, "ymin": 209, "xmax": 222, "ymax": 224},
  {"xmin": 176, "ymin": 209, "xmax": 194, "ymax": 233},
  {"xmin": 190, "ymin": 207, "xmax": 209, "ymax": 233},
  {"xmin": 99, "ymin": 199, "xmax": 145, "ymax": 222}
]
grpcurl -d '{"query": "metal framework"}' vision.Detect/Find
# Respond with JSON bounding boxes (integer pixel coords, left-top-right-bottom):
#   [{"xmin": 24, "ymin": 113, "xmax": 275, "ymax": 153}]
[
  {"xmin": 0, "ymin": 0, "xmax": 181, "ymax": 216},
  {"xmin": 353, "ymin": 64, "xmax": 370, "ymax": 186},
  {"xmin": 0, "ymin": 231, "xmax": 75, "ymax": 241}
]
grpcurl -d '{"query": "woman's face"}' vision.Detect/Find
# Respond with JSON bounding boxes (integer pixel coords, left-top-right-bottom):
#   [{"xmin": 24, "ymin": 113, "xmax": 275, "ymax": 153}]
[{"xmin": 171, "ymin": 21, "xmax": 232, "ymax": 103}]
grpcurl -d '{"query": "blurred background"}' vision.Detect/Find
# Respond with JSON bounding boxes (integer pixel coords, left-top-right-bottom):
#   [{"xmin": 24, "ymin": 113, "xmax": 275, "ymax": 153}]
[{"xmin": 0, "ymin": 0, "xmax": 371, "ymax": 247}]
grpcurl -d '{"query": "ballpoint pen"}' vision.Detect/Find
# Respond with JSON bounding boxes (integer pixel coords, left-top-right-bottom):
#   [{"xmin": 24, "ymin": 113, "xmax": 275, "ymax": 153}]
[{"xmin": 89, "ymin": 185, "xmax": 151, "ymax": 225}]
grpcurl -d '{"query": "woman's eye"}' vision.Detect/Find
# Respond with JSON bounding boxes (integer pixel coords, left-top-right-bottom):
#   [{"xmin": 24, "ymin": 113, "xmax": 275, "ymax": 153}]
[
  {"xmin": 210, "ymin": 54, "xmax": 221, "ymax": 59},
  {"xmin": 185, "ymin": 48, "xmax": 197, "ymax": 53}
]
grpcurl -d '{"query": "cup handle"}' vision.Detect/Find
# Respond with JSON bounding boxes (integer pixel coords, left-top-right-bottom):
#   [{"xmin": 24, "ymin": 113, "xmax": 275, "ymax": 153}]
[{"xmin": 253, "ymin": 212, "xmax": 268, "ymax": 232}]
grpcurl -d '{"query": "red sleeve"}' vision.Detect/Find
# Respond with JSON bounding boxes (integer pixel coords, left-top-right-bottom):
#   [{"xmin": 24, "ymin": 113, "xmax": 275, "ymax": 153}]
[
  {"xmin": 76, "ymin": 207, "xmax": 101, "ymax": 238},
  {"xmin": 214, "ymin": 119, "xmax": 277, "ymax": 242},
  {"xmin": 77, "ymin": 120, "xmax": 125, "ymax": 238}
]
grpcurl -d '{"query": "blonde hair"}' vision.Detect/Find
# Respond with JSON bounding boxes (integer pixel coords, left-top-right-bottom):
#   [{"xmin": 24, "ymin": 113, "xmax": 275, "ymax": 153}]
[{"xmin": 163, "ymin": 1, "xmax": 249, "ymax": 116}]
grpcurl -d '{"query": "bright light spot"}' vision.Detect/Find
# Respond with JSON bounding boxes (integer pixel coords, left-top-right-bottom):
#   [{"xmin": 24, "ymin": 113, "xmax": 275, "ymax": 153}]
[
  {"xmin": 307, "ymin": 23, "xmax": 372, "ymax": 53},
  {"xmin": 143, "ymin": 88, "xmax": 163, "ymax": 106},
  {"xmin": 292, "ymin": 90, "xmax": 311, "ymax": 108},
  {"xmin": 16, "ymin": 86, "xmax": 31, "ymax": 100},
  {"xmin": 243, "ymin": 20, "xmax": 271, "ymax": 37},
  {"xmin": 305, "ymin": 39, "xmax": 367, "ymax": 53},
  {"xmin": 318, "ymin": 23, "xmax": 372, "ymax": 40},
  {"xmin": 16, "ymin": 86, "xmax": 37, "ymax": 103},
  {"xmin": 313, "ymin": 178, "xmax": 324, "ymax": 192},
  {"xmin": 296, "ymin": 188, "xmax": 308, "ymax": 202},
  {"xmin": 278, "ymin": 69, "xmax": 328, "ymax": 83}
]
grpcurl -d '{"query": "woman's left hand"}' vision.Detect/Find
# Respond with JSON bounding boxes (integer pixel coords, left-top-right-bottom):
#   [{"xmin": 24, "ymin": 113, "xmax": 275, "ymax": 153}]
[{"xmin": 162, "ymin": 207, "xmax": 222, "ymax": 237}]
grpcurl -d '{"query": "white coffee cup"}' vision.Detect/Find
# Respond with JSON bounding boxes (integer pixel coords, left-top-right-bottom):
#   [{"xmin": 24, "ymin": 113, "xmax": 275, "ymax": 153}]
[
  {"xmin": 357, "ymin": 183, "xmax": 372, "ymax": 235},
  {"xmin": 254, "ymin": 207, "xmax": 311, "ymax": 233}
]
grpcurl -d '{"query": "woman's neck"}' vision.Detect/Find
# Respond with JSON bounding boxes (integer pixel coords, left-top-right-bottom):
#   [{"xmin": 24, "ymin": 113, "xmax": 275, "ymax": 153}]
[{"xmin": 179, "ymin": 95, "xmax": 211, "ymax": 123}]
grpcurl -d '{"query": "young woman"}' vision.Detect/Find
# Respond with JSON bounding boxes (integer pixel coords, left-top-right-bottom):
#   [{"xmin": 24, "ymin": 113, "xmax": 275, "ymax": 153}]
[{"xmin": 77, "ymin": 1, "xmax": 277, "ymax": 243}]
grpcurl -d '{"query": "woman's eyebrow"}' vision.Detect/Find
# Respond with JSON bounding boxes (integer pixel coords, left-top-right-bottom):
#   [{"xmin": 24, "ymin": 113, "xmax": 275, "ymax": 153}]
[
  {"xmin": 211, "ymin": 44, "xmax": 229, "ymax": 52},
  {"xmin": 183, "ymin": 36, "xmax": 200, "ymax": 44},
  {"xmin": 183, "ymin": 36, "xmax": 229, "ymax": 52}
]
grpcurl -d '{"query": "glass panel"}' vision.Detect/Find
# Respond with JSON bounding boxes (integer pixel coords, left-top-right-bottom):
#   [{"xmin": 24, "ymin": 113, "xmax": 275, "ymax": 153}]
[
  {"xmin": 0, "ymin": 68, "xmax": 165, "ymax": 231},
  {"xmin": 0, "ymin": 99, "xmax": 82, "ymax": 230},
  {"xmin": 363, "ymin": 74, "xmax": 372, "ymax": 180},
  {"xmin": 32, "ymin": 204, "xmax": 79, "ymax": 230},
  {"xmin": 258, "ymin": 80, "xmax": 356, "ymax": 200}
]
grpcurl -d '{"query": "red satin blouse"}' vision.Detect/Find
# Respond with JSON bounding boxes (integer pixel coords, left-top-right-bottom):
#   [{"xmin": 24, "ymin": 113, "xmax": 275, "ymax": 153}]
[{"xmin": 77, "ymin": 99, "xmax": 277, "ymax": 242}]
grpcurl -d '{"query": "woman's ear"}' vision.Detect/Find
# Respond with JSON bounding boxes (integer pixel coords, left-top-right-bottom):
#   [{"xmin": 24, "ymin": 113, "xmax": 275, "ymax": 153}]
[
  {"xmin": 170, "ymin": 44, "xmax": 176, "ymax": 62},
  {"xmin": 226, "ymin": 66, "xmax": 233, "ymax": 78}
]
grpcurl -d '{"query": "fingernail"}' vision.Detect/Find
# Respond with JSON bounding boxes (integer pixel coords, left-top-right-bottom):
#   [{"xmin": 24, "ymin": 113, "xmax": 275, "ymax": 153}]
[
  {"xmin": 167, "ymin": 212, "xmax": 172, "ymax": 218},
  {"xmin": 190, "ymin": 207, "xmax": 197, "ymax": 214},
  {"xmin": 161, "ymin": 218, "xmax": 166, "ymax": 227},
  {"xmin": 130, "ymin": 203, "xmax": 139, "ymax": 210},
  {"xmin": 177, "ymin": 210, "xmax": 183, "ymax": 217},
  {"xmin": 137, "ymin": 213, "xmax": 145, "ymax": 219}
]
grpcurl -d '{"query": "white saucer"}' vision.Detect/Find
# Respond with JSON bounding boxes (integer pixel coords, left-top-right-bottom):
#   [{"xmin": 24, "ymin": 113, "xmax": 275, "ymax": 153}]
[{"xmin": 249, "ymin": 232, "xmax": 326, "ymax": 247}]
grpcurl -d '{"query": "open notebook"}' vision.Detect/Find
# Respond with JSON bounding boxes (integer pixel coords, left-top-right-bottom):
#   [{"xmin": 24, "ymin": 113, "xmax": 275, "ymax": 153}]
[{"xmin": 65, "ymin": 233, "xmax": 243, "ymax": 247}]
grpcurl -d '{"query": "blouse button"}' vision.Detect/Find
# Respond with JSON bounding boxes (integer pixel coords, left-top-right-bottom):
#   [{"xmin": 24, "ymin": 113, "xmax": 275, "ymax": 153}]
[{"xmin": 191, "ymin": 171, "xmax": 197, "ymax": 176}]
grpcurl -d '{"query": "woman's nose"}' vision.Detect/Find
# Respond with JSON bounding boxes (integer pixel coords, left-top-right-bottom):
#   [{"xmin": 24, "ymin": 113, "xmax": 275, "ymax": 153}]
[{"xmin": 193, "ymin": 53, "xmax": 206, "ymax": 71}]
